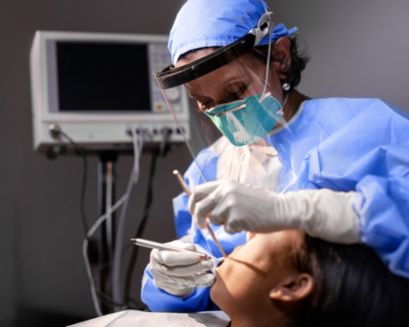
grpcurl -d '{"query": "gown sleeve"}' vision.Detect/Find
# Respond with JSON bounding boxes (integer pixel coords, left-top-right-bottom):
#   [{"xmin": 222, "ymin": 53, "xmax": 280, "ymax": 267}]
[{"xmin": 304, "ymin": 99, "xmax": 409, "ymax": 278}]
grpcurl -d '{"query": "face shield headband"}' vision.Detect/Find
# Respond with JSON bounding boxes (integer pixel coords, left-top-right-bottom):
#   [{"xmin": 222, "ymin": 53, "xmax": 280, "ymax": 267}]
[{"xmin": 156, "ymin": 12, "xmax": 274, "ymax": 89}]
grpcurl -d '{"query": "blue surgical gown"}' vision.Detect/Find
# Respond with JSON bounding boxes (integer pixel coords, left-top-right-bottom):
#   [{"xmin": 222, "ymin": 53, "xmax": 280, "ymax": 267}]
[{"xmin": 141, "ymin": 97, "xmax": 409, "ymax": 312}]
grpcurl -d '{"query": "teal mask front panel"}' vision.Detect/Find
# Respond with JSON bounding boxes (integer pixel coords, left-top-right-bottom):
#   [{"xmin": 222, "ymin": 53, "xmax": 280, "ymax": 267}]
[{"xmin": 205, "ymin": 93, "xmax": 283, "ymax": 146}]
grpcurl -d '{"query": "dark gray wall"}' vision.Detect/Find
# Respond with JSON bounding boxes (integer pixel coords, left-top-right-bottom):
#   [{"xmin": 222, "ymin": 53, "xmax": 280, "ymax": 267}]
[
  {"xmin": 270, "ymin": 0, "xmax": 409, "ymax": 109},
  {"xmin": 0, "ymin": 0, "xmax": 188, "ymax": 325},
  {"xmin": 1, "ymin": 0, "xmax": 409, "ymax": 326}
]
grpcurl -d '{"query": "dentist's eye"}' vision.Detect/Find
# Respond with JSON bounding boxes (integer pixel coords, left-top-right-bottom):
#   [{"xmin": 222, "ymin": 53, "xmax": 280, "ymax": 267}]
[{"xmin": 222, "ymin": 83, "xmax": 249, "ymax": 102}]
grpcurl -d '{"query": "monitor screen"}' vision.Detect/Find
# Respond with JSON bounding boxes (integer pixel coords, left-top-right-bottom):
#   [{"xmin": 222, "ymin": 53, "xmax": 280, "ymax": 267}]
[{"xmin": 56, "ymin": 42, "xmax": 151, "ymax": 111}]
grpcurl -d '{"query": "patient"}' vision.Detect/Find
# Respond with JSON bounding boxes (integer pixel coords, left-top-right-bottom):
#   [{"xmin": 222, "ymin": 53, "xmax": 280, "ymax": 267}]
[{"xmin": 211, "ymin": 231, "xmax": 409, "ymax": 327}]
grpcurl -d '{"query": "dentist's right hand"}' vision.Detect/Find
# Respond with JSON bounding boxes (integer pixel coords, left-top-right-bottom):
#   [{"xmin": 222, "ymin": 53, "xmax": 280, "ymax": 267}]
[
  {"xmin": 149, "ymin": 240, "xmax": 215, "ymax": 297},
  {"xmin": 189, "ymin": 180, "xmax": 361, "ymax": 244}
]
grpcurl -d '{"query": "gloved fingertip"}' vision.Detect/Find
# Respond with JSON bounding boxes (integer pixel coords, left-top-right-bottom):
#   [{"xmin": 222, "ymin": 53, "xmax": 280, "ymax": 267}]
[
  {"xmin": 150, "ymin": 248, "xmax": 158, "ymax": 259},
  {"xmin": 202, "ymin": 259, "xmax": 215, "ymax": 270},
  {"xmin": 173, "ymin": 240, "xmax": 196, "ymax": 251},
  {"xmin": 204, "ymin": 273, "xmax": 216, "ymax": 286},
  {"xmin": 183, "ymin": 244, "xmax": 196, "ymax": 251},
  {"xmin": 187, "ymin": 196, "xmax": 195, "ymax": 215}
]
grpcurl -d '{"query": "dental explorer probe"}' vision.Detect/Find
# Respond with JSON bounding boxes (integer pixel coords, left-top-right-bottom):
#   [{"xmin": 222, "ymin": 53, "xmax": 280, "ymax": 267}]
[
  {"xmin": 131, "ymin": 238, "xmax": 211, "ymax": 261},
  {"xmin": 173, "ymin": 169, "xmax": 227, "ymax": 258}
]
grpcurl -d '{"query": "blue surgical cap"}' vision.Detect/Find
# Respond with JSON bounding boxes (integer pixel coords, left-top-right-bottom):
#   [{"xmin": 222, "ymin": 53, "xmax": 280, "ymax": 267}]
[{"xmin": 169, "ymin": 0, "xmax": 298, "ymax": 64}]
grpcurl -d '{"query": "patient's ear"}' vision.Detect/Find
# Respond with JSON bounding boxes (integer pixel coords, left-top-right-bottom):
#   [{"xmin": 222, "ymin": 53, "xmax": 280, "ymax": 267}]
[{"xmin": 269, "ymin": 273, "xmax": 314, "ymax": 303}]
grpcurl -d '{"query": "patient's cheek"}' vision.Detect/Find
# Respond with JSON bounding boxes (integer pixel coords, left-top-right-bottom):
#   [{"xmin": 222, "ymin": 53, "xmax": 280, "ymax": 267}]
[
  {"xmin": 211, "ymin": 262, "xmax": 238, "ymax": 312},
  {"xmin": 210, "ymin": 272, "xmax": 226, "ymax": 309},
  {"xmin": 211, "ymin": 260, "xmax": 261, "ymax": 314}
]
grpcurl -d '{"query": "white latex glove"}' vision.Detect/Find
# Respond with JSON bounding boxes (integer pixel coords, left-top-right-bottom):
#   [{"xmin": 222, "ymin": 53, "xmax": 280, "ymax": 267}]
[
  {"xmin": 149, "ymin": 240, "xmax": 215, "ymax": 297},
  {"xmin": 189, "ymin": 181, "xmax": 361, "ymax": 244}
]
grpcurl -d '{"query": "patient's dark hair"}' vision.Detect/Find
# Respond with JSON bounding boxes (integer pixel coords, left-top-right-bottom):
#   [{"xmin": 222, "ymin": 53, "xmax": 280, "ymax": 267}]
[{"xmin": 296, "ymin": 236, "xmax": 409, "ymax": 326}]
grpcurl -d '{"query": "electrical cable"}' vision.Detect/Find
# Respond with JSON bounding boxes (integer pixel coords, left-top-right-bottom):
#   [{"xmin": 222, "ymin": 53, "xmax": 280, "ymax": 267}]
[
  {"xmin": 124, "ymin": 127, "xmax": 171, "ymax": 308},
  {"xmin": 124, "ymin": 152, "xmax": 159, "ymax": 307},
  {"xmin": 50, "ymin": 125, "xmax": 147, "ymax": 315},
  {"xmin": 83, "ymin": 194, "xmax": 129, "ymax": 316},
  {"xmin": 49, "ymin": 126, "xmax": 104, "ymax": 315},
  {"xmin": 111, "ymin": 128, "xmax": 146, "ymax": 310},
  {"xmin": 89, "ymin": 244, "xmax": 142, "ymax": 310},
  {"xmin": 82, "ymin": 128, "xmax": 145, "ymax": 316},
  {"xmin": 56, "ymin": 129, "xmax": 89, "ymax": 235},
  {"xmin": 96, "ymin": 290, "xmax": 127, "ymax": 309}
]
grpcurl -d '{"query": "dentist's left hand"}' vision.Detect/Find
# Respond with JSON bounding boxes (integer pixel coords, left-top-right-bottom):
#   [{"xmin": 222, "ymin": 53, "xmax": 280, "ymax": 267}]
[{"xmin": 149, "ymin": 240, "xmax": 215, "ymax": 297}]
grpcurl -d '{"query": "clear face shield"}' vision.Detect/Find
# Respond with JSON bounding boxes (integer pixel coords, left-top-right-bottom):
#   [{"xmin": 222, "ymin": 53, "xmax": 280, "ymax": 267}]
[{"xmin": 156, "ymin": 13, "xmax": 295, "ymax": 191}]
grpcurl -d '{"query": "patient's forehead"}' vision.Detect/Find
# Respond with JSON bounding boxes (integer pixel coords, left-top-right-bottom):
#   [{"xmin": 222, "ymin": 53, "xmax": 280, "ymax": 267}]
[
  {"xmin": 237, "ymin": 231, "xmax": 305, "ymax": 273},
  {"xmin": 249, "ymin": 230, "xmax": 304, "ymax": 250}
]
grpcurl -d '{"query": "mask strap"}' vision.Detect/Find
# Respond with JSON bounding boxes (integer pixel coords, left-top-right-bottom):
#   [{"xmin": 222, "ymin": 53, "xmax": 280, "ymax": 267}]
[{"xmin": 260, "ymin": 12, "xmax": 274, "ymax": 99}]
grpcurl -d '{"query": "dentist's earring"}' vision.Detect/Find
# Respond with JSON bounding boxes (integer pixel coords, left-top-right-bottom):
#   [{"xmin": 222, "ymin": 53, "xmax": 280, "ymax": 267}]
[{"xmin": 282, "ymin": 82, "xmax": 291, "ymax": 92}]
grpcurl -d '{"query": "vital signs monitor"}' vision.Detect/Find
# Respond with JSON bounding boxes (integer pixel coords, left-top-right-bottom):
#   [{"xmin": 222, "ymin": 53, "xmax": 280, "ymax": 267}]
[{"xmin": 30, "ymin": 31, "xmax": 190, "ymax": 152}]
